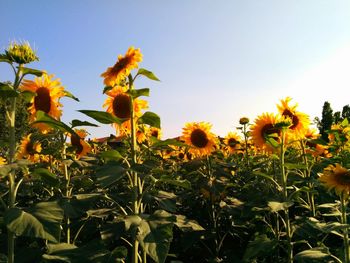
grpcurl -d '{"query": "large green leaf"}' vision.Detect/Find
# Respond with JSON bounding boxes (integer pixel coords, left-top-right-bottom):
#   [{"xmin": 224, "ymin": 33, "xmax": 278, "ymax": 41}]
[
  {"xmin": 158, "ymin": 175, "xmax": 191, "ymax": 189},
  {"xmin": 243, "ymin": 234, "xmax": 278, "ymax": 262},
  {"xmin": 268, "ymin": 201, "xmax": 294, "ymax": 212},
  {"xmin": 42, "ymin": 241, "xmax": 110, "ymax": 262},
  {"xmin": 294, "ymin": 247, "xmax": 334, "ymax": 262},
  {"xmin": 71, "ymin": 119, "xmax": 99, "ymax": 128},
  {"xmin": 174, "ymin": 215, "xmax": 204, "ymax": 232},
  {"xmin": 95, "ymin": 162, "xmax": 126, "ymax": 188},
  {"xmin": 138, "ymin": 111, "xmax": 161, "ymax": 128},
  {"xmin": 99, "ymin": 150, "xmax": 123, "ymax": 161},
  {"xmin": 128, "ymin": 88, "xmax": 150, "ymax": 98},
  {"xmin": 136, "ymin": 68, "xmax": 160, "ymax": 81},
  {"xmin": 20, "ymin": 67, "xmax": 44, "ymax": 77},
  {"xmin": 31, "ymin": 168, "xmax": 60, "ymax": 187},
  {"xmin": 78, "ymin": 110, "xmax": 123, "ymax": 125},
  {"xmin": 32, "ymin": 111, "xmax": 76, "ymax": 135},
  {"xmin": 0, "ymin": 82, "xmax": 18, "ymax": 98},
  {"xmin": 4, "ymin": 201, "xmax": 64, "ymax": 242}
]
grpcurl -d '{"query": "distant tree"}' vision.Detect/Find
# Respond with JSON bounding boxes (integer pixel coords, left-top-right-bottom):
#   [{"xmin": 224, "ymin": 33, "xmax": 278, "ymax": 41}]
[
  {"xmin": 334, "ymin": 111, "xmax": 342, "ymax": 123},
  {"xmin": 317, "ymin": 101, "xmax": 334, "ymax": 142},
  {"xmin": 342, "ymin": 105, "xmax": 350, "ymax": 121}
]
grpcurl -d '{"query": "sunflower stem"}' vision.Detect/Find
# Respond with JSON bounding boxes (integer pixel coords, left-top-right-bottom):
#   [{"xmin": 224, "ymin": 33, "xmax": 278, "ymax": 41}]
[
  {"xmin": 341, "ymin": 193, "xmax": 350, "ymax": 263},
  {"xmin": 7, "ymin": 64, "xmax": 23, "ymax": 263},
  {"xmin": 280, "ymin": 129, "xmax": 293, "ymax": 263},
  {"xmin": 300, "ymin": 140, "xmax": 316, "ymax": 217},
  {"xmin": 129, "ymin": 75, "xmax": 140, "ymax": 263},
  {"xmin": 61, "ymin": 136, "xmax": 71, "ymax": 244}
]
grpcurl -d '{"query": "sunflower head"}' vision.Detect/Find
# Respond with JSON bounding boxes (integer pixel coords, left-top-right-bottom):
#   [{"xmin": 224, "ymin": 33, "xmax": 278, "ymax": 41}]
[
  {"xmin": 103, "ymin": 86, "xmax": 148, "ymax": 135},
  {"xmin": 148, "ymin": 127, "xmax": 162, "ymax": 140},
  {"xmin": 0, "ymin": 156, "xmax": 7, "ymax": 166},
  {"xmin": 239, "ymin": 117, "xmax": 250, "ymax": 125},
  {"xmin": 70, "ymin": 129, "xmax": 92, "ymax": 159},
  {"xmin": 16, "ymin": 134, "xmax": 42, "ymax": 162},
  {"xmin": 182, "ymin": 122, "xmax": 217, "ymax": 157},
  {"xmin": 319, "ymin": 163, "xmax": 350, "ymax": 197},
  {"xmin": 328, "ymin": 124, "xmax": 350, "ymax": 145},
  {"xmin": 250, "ymin": 113, "xmax": 282, "ymax": 153},
  {"xmin": 5, "ymin": 41, "xmax": 38, "ymax": 64},
  {"xmin": 277, "ymin": 97, "xmax": 310, "ymax": 137},
  {"xmin": 224, "ymin": 132, "xmax": 242, "ymax": 154},
  {"xmin": 20, "ymin": 74, "xmax": 65, "ymax": 132},
  {"xmin": 101, "ymin": 46, "xmax": 142, "ymax": 87}
]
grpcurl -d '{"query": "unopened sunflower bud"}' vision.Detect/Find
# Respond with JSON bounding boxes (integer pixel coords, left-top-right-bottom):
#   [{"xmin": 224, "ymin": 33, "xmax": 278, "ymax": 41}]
[
  {"xmin": 239, "ymin": 117, "xmax": 249, "ymax": 125},
  {"xmin": 5, "ymin": 41, "xmax": 38, "ymax": 64}
]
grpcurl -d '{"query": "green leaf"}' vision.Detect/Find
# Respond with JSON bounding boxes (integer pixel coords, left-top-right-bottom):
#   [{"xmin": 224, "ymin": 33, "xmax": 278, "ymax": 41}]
[
  {"xmin": 268, "ymin": 201, "xmax": 294, "ymax": 212},
  {"xmin": 43, "ymin": 240, "xmax": 110, "ymax": 262},
  {"xmin": 32, "ymin": 111, "xmax": 77, "ymax": 135},
  {"xmin": 128, "ymin": 88, "xmax": 150, "ymax": 98},
  {"xmin": 21, "ymin": 90, "xmax": 36, "ymax": 102},
  {"xmin": 0, "ymin": 82, "xmax": 19, "ymax": 98},
  {"xmin": 95, "ymin": 162, "xmax": 126, "ymax": 188},
  {"xmin": 138, "ymin": 111, "xmax": 161, "ymax": 128},
  {"xmin": 4, "ymin": 201, "xmax": 64, "ymax": 242},
  {"xmin": 243, "ymin": 234, "xmax": 278, "ymax": 262},
  {"xmin": 32, "ymin": 168, "xmax": 59, "ymax": 187},
  {"xmin": 158, "ymin": 175, "xmax": 191, "ymax": 189},
  {"xmin": 78, "ymin": 110, "xmax": 123, "ymax": 125},
  {"xmin": 71, "ymin": 119, "xmax": 99, "ymax": 128},
  {"xmin": 294, "ymin": 247, "xmax": 332, "ymax": 262},
  {"xmin": 63, "ymin": 90, "xmax": 79, "ymax": 101},
  {"xmin": 20, "ymin": 67, "xmax": 44, "ymax": 77},
  {"xmin": 137, "ymin": 68, "xmax": 160, "ymax": 81},
  {"xmin": 100, "ymin": 150, "xmax": 123, "ymax": 161},
  {"xmin": 151, "ymin": 138, "xmax": 185, "ymax": 149},
  {"xmin": 174, "ymin": 215, "xmax": 204, "ymax": 232},
  {"xmin": 341, "ymin": 118, "xmax": 349, "ymax": 127}
]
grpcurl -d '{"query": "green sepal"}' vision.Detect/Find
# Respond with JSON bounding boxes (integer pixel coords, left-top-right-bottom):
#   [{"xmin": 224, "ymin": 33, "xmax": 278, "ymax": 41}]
[{"xmin": 128, "ymin": 88, "xmax": 150, "ymax": 98}]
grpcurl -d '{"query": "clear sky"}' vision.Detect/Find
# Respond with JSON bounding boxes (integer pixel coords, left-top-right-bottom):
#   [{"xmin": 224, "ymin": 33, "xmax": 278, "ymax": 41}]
[{"xmin": 1, "ymin": 0, "xmax": 350, "ymax": 138}]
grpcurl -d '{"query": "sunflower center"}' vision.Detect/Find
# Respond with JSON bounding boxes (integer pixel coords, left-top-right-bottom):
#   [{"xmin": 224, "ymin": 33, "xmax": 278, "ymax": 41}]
[
  {"xmin": 34, "ymin": 87, "xmax": 51, "ymax": 113},
  {"xmin": 25, "ymin": 141, "xmax": 36, "ymax": 155},
  {"xmin": 261, "ymin": 124, "xmax": 281, "ymax": 141},
  {"xmin": 282, "ymin": 109, "xmax": 299, "ymax": 129},
  {"xmin": 190, "ymin": 129, "xmax": 209, "ymax": 148},
  {"xmin": 335, "ymin": 171, "xmax": 350, "ymax": 185},
  {"xmin": 151, "ymin": 130, "xmax": 159, "ymax": 138},
  {"xmin": 112, "ymin": 56, "xmax": 132, "ymax": 75},
  {"xmin": 71, "ymin": 135, "xmax": 83, "ymax": 154},
  {"xmin": 228, "ymin": 138, "xmax": 239, "ymax": 148},
  {"xmin": 112, "ymin": 94, "xmax": 131, "ymax": 119}
]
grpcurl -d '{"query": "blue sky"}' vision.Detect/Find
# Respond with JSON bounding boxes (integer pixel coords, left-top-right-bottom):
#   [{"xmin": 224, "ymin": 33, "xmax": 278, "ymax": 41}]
[{"xmin": 1, "ymin": 0, "xmax": 350, "ymax": 138}]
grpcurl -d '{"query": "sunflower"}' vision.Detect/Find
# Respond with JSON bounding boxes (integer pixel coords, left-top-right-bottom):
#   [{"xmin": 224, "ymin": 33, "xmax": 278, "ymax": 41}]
[
  {"xmin": 277, "ymin": 97, "xmax": 310, "ymax": 137},
  {"xmin": 250, "ymin": 113, "xmax": 282, "ymax": 153},
  {"xmin": 20, "ymin": 74, "xmax": 65, "ymax": 132},
  {"xmin": 103, "ymin": 86, "xmax": 148, "ymax": 135},
  {"xmin": 224, "ymin": 132, "xmax": 242, "ymax": 154},
  {"xmin": 16, "ymin": 134, "xmax": 42, "ymax": 162},
  {"xmin": 182, "ymin": 122, "xmax": 217, "ymax": 157},
  {"xmin": 101, "ymin": 46, "xmax": 142, "ymax": 87},
  {"xmin": 136, "ymin": 126, "xmax": 148, "ymax": 144},
  {"xmin": 148, "ymin": 127, "xmax": 162, "ymax": 140},
  {"xmin": 70, "ymin": 129, "xmax": 92, "ymax": 159},
  {"xmin": 328, "ymin": 124, "xmax": 350, "ymax": 145},
  {"xmin": 0, "ymin": 156, "xmax": 7, "ymax": 165},
  {"xmin": 305, "ymin": 129, "xmax": 330, "ymax": 157},
  {"xmin": 319, "ymin": 163, "xmax": 350, "ymax": 196}
]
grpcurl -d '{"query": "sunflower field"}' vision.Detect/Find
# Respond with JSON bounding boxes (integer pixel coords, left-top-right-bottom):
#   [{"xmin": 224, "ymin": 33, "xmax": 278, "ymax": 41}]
[{"xmin": 1, "ymin": 42, "xmax": 350, "ymax": 263}]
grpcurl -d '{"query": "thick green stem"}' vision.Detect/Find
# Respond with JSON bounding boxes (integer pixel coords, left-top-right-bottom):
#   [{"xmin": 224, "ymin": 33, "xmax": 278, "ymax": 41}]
[
  {"xmin": 341, "ymin": 194, "xmax": 350, "ymax": 263},
  {"xmin": 129, "ymin": 76, "xmax": 140, "ymax": 263},
  {"xmin": 300, "ymin": 140, "xmax": 315, "ymax": 217},
  {"xmin": 62, "ymin": 139, "xmax": 71, "ymax": 244},
  {"xmin": 280, "ymin": 130, "xmax": 293, "ymax": 263},
  {"xmin": 7, "ymin": 65, "xmax": 23, "ymax": 263},
  {"xmin": 243, "ymin": 123, "xmax": 249, "ymax": 166}
]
